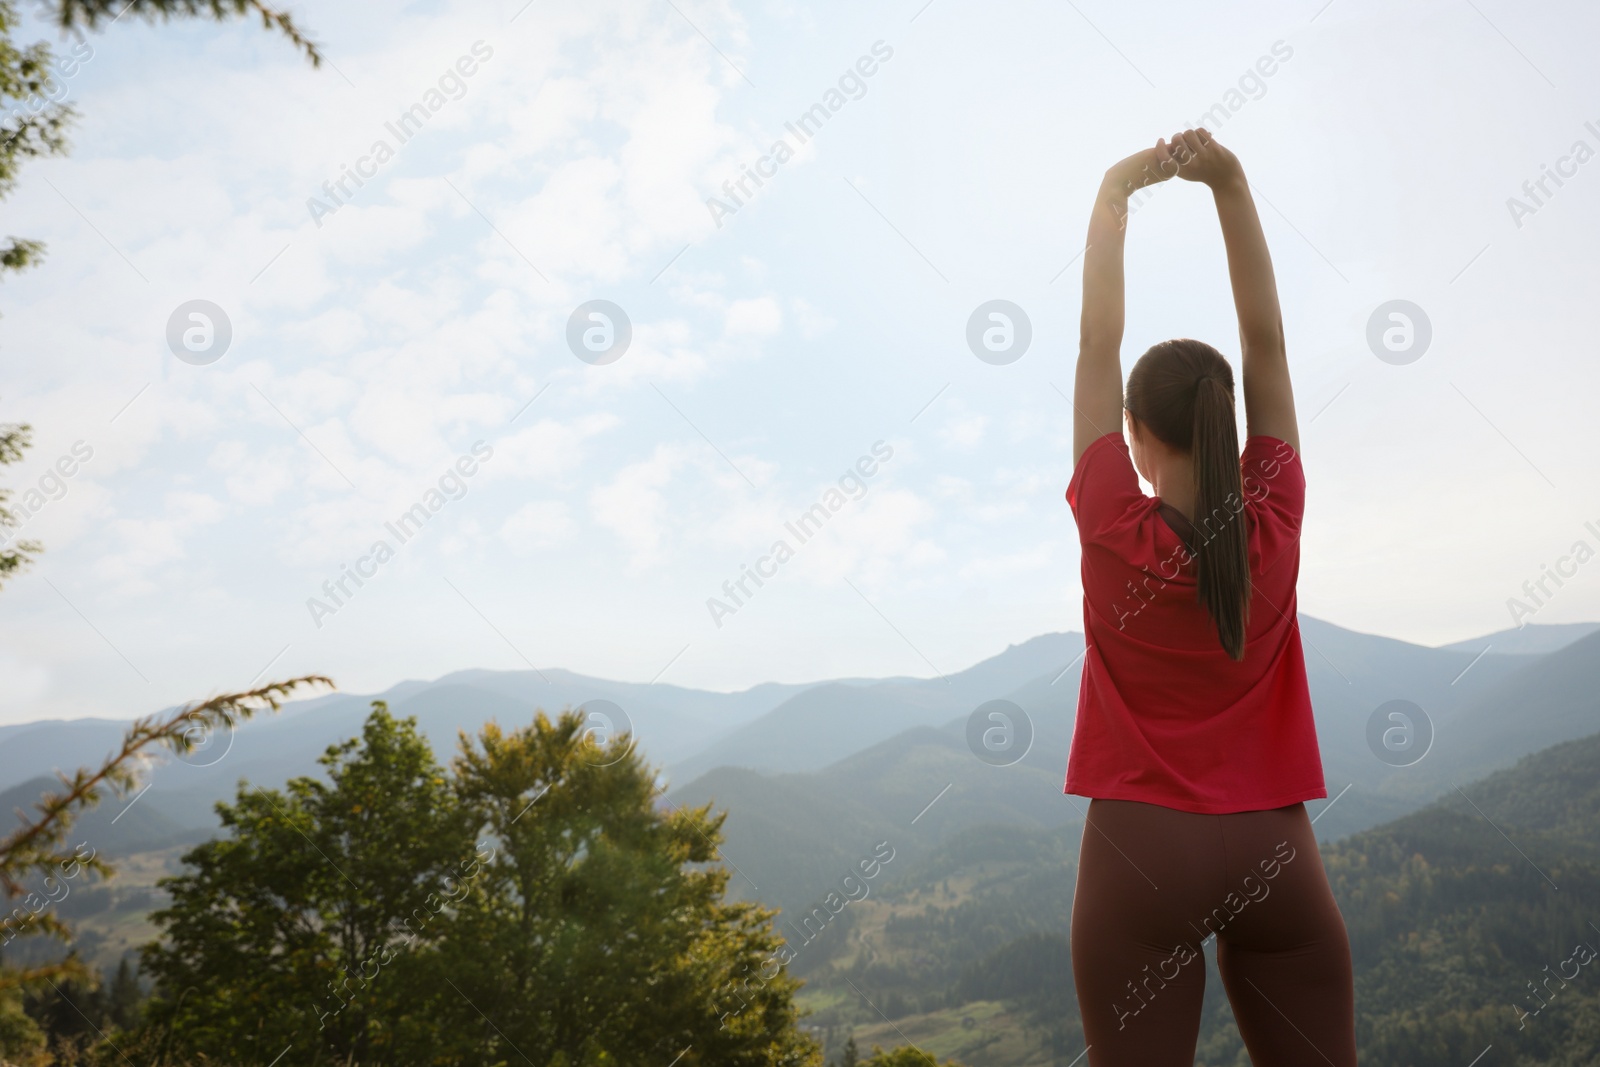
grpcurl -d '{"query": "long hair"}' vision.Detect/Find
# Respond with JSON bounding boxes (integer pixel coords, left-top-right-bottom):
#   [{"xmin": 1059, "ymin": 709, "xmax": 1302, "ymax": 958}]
[{"xmin": 1125, "ymin": 339, "xmax": 1251, "ymax": 660}]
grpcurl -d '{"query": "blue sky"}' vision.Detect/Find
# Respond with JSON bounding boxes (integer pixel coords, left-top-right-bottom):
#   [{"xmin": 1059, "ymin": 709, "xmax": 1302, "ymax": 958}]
[{"xmin": 2, "ymin": 0, "xmax": 1598, "ymax": 724}]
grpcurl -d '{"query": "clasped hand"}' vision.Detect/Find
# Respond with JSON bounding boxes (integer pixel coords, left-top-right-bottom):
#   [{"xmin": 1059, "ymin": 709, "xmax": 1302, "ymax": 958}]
[{"xmin": 1102, "ymin": 127, "xmax": 1241, "ymax": 197}]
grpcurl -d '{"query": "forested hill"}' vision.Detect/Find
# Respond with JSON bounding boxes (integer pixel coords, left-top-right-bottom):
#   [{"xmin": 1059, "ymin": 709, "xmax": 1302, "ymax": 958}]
[
  {"xmin": 795, "ymin": 729, "xmax": 1600, "ymax": 1067},
  {"xmin": 1323, "ymin": 729, "xmax": 1600, "ymax": 1066}
]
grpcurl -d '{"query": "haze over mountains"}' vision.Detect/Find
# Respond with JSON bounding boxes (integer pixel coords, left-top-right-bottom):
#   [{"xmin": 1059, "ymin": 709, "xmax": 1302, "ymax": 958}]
[{"xmin": 4, "ymin": 615, "xmax": 1596, "ymax": 892}]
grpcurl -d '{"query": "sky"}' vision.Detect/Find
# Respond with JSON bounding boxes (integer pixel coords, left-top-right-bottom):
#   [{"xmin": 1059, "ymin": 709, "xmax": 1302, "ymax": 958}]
[{"xmin": 1, "ymin": 0, "xmax": 1598, "ymax": 725}]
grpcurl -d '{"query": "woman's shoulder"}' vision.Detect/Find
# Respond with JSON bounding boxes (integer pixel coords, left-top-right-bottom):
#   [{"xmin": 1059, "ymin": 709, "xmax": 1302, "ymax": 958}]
[
  {"xmin": 1241, "ymin": 434, "xmax": 1300, "ymax": 465},
  {"xmin": 1240, "ymin": 435, "xmax": 1304, "ymax": 505}
]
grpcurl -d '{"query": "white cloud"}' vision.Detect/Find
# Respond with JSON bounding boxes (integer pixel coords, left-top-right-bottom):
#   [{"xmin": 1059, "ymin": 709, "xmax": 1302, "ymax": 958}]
[
  {"xmin": 210, "ymin": 440, "xmax": 297, "ymax": 507},
  {"xmin": 500, "ymin": 500, "xmax": 576, "ymax": 552},
  {"xmin": 488, "ymin": 413, "xmax": 619, "ymax": 484},
  {"xmin": 589, "ymin": 442, "xmax": 691, "ymax": 571},
  {"xmin": 723, "ymin": 296, "xmax": 782, "ymax": 338},
  {"xmin": 790, "ymin": 295, "xmax": 834, "ymax": 338},
  {"xmin": 89, "ymin": 490, "xmax": 228, "ymax": 596},
  {"xmin": 940, "ymin": 412, "xmax": 988, "ymax": 449}
]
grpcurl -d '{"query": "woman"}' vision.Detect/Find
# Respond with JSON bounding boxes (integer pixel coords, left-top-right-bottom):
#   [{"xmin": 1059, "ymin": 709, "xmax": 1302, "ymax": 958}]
[{"xmin": 1065, "ymin": 129, "xmax": 1357, "ymax": 1066}]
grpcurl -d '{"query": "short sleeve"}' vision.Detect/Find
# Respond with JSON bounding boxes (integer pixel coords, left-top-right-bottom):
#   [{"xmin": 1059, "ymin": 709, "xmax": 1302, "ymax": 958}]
[
  {"xmin": 1066, "ymin": 432, "xmax": 1146, "ymax": 545},
  {"xmin": 1241, "ymin": 435, "xmax": 1305, "ymax": 534}
]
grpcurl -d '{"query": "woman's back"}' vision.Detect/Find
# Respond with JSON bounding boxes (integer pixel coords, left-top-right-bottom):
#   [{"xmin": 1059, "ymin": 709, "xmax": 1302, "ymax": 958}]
[{"xmin": 1064, "ymin": 430, "xmax": 1325, "ymax": 814}]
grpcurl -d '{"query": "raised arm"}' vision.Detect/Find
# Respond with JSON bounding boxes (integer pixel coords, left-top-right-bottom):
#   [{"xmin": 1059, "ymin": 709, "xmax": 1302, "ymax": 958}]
[
  {"xmin": 1169, "ymin": 128, "xmax": 1299, "ymax": 453},
  {"xmin": 1074, "ymin": 141, "xmax": 1176, "ymax": 463}
]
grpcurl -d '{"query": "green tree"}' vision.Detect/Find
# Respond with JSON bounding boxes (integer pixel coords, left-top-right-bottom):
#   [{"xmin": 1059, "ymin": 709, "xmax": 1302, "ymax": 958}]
[
  {"xmin": 104, "ymin": 957, "xmax": 140, "ymax": 1031},
  {"xmin": 437, "ymin": 710, "xmax": 820, "ymax": 1066},
  {"xmin": 0, "ymin": 986, "xmax": 47, "ymax": 1066},
  {"xmin": 23, "ymin": 975, "xmax": 91, "ymax": 1062},
  {"xmin": 138, "ymin": 702, "xmax": 475, "ymax": 1066},
  {"xmin": 133, "ymin": 704, "xmax": 824, "ymax": 1066}
]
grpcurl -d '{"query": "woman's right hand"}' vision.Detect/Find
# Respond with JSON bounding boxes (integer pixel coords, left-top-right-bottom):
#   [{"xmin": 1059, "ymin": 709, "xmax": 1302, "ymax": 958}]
[{"xmin": 1165, "ymin": 128, "xmax": 1242, "ymax": 187}]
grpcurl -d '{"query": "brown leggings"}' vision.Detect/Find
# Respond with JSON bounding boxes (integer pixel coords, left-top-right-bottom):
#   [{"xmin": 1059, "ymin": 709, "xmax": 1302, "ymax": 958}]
[{"xmin": 1070, "ymin": 798, "xmax": 1357, "ymax": 1066}]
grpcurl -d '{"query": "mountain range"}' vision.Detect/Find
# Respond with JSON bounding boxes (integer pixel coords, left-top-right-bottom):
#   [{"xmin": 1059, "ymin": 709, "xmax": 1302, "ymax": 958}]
[{"xmin": 3, "ymin": 615, "xmax": 1596, "ymax": 924}]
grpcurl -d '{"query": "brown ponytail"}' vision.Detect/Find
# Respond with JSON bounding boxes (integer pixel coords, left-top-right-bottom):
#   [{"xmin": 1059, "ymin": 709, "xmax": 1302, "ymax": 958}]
[{"xmin": 1125, "ymin": 339, "xmax": 1252, "ymax": 660}]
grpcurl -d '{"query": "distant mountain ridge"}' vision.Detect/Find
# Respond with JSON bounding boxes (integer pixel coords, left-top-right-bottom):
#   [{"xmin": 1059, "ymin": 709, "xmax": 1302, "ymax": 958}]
[
  {"xmin": 664, "ymin": 632, "xmax": 1084, "ymax": 783},
  {"xmin": 2, "ymin": 617, "xmax": 1596, "ymax": 871},
  {"xmin": 1438, "ymin": 620, "xmax": 1600, "ymax": 655}
]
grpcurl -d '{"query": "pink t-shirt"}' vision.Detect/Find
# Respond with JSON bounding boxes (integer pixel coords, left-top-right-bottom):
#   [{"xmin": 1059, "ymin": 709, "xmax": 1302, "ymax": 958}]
[{"xmin": 1063, "ymin": 432, "xmax": 1326, "ymax": 814}]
